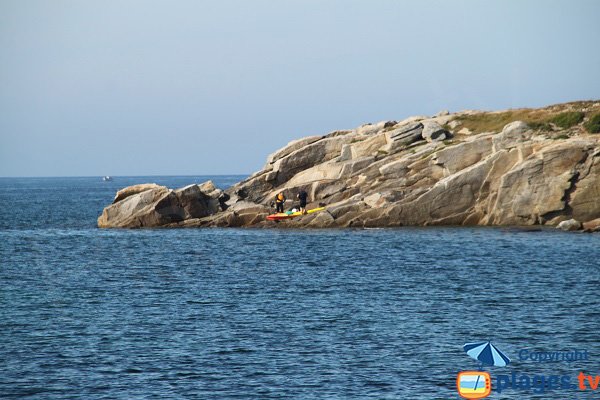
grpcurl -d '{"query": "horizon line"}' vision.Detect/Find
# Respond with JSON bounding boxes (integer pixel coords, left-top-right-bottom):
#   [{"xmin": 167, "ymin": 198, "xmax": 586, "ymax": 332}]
[{"xmin": 0, "ymin": 174, "xmax": 250, "ymax": 179}]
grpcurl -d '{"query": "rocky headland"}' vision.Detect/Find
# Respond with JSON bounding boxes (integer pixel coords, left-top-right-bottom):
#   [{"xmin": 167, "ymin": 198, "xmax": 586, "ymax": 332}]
[{"xmin": 98, "ymin": 101, "xmax": 600, "ymax": 231}]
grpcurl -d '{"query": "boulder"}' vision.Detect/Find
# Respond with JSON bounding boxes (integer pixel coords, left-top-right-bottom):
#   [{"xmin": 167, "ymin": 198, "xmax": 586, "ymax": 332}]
[
  {"xmin": 421, "ymin": 121, "xmax": 449, "ymax": 142},
  {"xmin": 113, "ymin": 183, "xmax": 165, "ymax": 203},
  {"xmin": 198, "ymin": 180, "xmax": 219, "ymax": 195},
  {"xmin": 98, "ymin": 186, "xmax": 175, "ymax": 228},
  {"xmin": 383, "ymin": 122, "xmax": 424, "ymax": 153},
  {"xmin": 503, "ymin": 120, "xmax": 529, "ymax": 135},
  {"xmin": 557, "ymin": 219, "xmax": 582, "ymax": 231},
  {"xmin": 582, "ymin": 218, "xmax": 600, "ymax": 232},
  {"xmin": 493, "ymin": 121, "xmax": 530, "ymax": 150},
  {"xmin": 175, "ymin": 184, "xmax": 221, "ymax": 218},
  {"xmin": 198, "ymin": 180, "xmax": 229, "ymax": 211}
]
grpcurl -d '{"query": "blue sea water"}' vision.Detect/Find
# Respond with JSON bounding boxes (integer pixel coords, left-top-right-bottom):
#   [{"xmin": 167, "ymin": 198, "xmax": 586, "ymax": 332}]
[{"xmin": 1, "ymin": 176, "xmax": 599, "ymax": 399}]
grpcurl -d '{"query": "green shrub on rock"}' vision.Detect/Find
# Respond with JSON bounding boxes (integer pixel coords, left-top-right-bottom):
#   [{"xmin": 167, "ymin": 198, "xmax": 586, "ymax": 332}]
[
  {"xmin": 527, "ymin": 121, "xmax": 552, "ymax": 131},
  {"xmin": 585, "ymin": 113, "xmax": 600, "ymax": 133},
  {"xmin": 550, "ymin": 111, "xmax": 584, "ymax": 129}
]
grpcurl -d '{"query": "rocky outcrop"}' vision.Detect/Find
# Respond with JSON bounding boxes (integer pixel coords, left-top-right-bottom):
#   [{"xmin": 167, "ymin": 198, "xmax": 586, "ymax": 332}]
[
  {"xmin": 97, "ymin": 181, "xmax": 226, "ymax": 228},
  {"xmin": 98, "ymin": 101, "xmax": 600, "ymax": 229}
]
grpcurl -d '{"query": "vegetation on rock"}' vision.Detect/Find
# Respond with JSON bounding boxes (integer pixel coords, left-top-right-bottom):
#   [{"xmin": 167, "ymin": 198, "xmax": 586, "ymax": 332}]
[
  {"xmin": 585, "ymin": 113, "xmax": 600, "ymax": 133},
  {"xmin": 549, "ymin": 111, "xmax": 584, "ymax": 128}
]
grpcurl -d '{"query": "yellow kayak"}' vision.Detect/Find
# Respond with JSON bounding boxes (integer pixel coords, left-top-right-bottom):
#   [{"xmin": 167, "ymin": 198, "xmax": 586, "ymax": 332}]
[{"xmin": 266, "ymin": 207, "xmax": 325, "ymax": 221}]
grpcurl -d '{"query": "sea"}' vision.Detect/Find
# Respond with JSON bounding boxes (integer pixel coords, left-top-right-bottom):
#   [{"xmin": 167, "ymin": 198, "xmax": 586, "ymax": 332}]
[{"xmin": 1, "ymin": 176, "xmax": 599, "ymax": 399}]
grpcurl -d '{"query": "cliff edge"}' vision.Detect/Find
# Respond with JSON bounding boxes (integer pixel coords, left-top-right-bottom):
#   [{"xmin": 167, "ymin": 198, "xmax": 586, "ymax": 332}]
[{"xmin": 98, "ymin": 101, "xmax": 600, "ymax": 230}]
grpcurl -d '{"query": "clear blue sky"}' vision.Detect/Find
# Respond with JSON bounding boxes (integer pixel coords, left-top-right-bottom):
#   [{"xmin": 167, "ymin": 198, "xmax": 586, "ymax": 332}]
[{"xmin": 1, "ymin": 0, "xmax": 599, "ymax": 177}]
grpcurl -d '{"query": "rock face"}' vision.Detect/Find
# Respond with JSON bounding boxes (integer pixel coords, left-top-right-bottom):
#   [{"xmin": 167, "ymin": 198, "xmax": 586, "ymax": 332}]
[
  {"xmin": 582, "ymin": 218, "xmax": 600, "ymax": 232},
  {"xmin": 113, "ymin": 183, "xmax": 165, "ymax": 204},
  {"xmin": 97, "ymin": 181, "xmax": 226, "ymax": 228},
  {"xmin": 98, "ymin": 102, "xmax": 600, "ymax": 229}
]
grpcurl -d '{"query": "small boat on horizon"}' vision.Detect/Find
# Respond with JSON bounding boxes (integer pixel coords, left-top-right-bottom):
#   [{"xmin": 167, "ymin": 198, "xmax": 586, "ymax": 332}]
[{"xmin": 102, "ymin": 176, "xmax": 113, "ymax": 182}]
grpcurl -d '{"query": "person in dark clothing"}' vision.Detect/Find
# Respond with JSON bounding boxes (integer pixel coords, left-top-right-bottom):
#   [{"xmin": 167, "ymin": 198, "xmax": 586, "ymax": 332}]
[
  {"xmin": 297, "ymin": 189, "xmax": 308, "ymax": 215},
  {"xmin": 275, "ymin": 192, "xmax": 286, "ymax": 213}
]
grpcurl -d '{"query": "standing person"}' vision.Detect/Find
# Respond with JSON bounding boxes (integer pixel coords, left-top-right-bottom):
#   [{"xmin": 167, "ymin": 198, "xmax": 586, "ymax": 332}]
[
  {"xmin": 275, "ymin": 191, "xmax": 286, "ymax": 213},
  {"xmin": 297, "ymin": 188, "xmax": 308, "ymax": 215}
]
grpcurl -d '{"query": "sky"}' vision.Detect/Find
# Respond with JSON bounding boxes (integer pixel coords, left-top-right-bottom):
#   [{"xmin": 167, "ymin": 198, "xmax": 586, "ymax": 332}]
[{"xmin": 1, "ymin": 0, "xmax": 599, "ymax": 177}]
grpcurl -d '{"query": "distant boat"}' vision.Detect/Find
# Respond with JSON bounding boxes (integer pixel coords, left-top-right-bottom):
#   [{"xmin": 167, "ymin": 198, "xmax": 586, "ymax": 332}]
[{"xmin": 102, "ymin": 176, "xmax": 113, "ymax": 182}]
